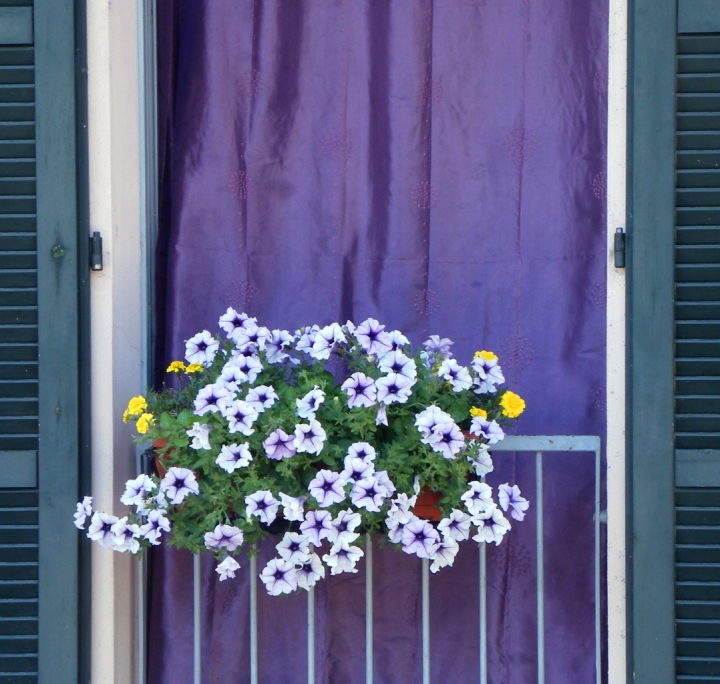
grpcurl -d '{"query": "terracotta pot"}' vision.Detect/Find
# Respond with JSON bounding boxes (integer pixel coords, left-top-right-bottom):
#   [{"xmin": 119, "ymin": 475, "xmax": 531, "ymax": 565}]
[
  {"xmin": 415, "ymin": 486, "xmax": 443, "ymax": 522},
  {"xmin": 153, "ymin": 438, "xmax": 171, "ymax": 477}
]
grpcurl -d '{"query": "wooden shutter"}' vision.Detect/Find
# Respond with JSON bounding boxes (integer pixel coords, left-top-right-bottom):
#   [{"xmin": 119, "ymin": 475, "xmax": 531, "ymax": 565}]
[
  {"xmin": 0, "ymin": 0, "xmax": 84, "ymax": 681},
  {"xmin": 0, "ymin": 4, "xmax": 38, "ymax": 680},
  {"xmin": 675, "ymin": 11, "xmax": 720, "ymax": 682}
]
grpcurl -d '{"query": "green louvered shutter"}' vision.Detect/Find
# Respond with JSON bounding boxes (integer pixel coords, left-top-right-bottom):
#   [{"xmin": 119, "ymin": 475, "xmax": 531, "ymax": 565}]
[
  {"xmin": 675, "ymin": 10, "xmax": 720, "ymax": 682},
  {"xmin": 0, "ymin": 3, "xmax": 38, "ymax": 681},
  {"xmin": 0, "ymin": 0, "xmax": 85, "ymax": 681}
]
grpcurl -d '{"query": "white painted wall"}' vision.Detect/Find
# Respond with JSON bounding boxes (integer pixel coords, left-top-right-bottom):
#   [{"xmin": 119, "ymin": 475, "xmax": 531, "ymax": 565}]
[
  {"xmin": 87, "ymin": 1, "xmax": 143, "ymax": 683},
  {"xmin": 607, "ymin": 0, "xmax": 628, "ymax": 680}
]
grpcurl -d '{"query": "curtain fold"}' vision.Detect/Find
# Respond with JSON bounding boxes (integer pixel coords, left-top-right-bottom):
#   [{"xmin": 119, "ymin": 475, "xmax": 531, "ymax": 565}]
[{"xmin": 149, "ymin": 1, "xmax": 608, "ymax": 682}]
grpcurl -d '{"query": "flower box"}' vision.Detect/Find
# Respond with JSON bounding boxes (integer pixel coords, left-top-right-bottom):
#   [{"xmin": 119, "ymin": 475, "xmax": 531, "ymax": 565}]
[{"xmin": 75, "ymin": 311, "xmax": 529, "ymax": 594}]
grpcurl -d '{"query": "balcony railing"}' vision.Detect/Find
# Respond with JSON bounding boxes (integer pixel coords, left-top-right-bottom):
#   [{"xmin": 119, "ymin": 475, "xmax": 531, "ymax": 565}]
[{"xmin": 173, "ymin": 434, "xmax": 602, "ymax": 684}]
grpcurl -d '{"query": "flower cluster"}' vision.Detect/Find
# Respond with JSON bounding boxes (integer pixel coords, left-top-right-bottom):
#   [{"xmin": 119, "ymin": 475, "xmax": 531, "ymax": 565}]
[{"xmin": 75, "ymin": 310, "xmax": 528, "ymax": 594}]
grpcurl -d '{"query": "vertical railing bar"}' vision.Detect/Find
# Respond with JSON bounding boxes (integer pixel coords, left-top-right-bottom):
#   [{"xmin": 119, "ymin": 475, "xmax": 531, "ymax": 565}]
[
  {"xmin": 366, "ymin": 533, "xmax": 373, "ymax": 684},
  {"xmin": 138, "ymin": 554, "xmax": 146, "ymax": 684},
  {"xmin": 479, "ymin": 542, "xmax": 487, "ymax": 684},
  {"xmin": 536, "ymin": 451, "xmax": 545, "ymax": 684},
  {"xmin": 422, "ymin": 557, "xmax": 430, "ymax": 684},
  {"xmin": 250, "ymin": 553, "xmax": 258, "ymax": 684},
  {"xmin": 193, "ymin": 553, "xmax": 201, "ymax": 684},
  {"xmin": 308, "ymin": 585, "xmax": 315, "ymax": 684},
  {"xmin": 595, "ymin": 447, "xmax": 602, "ymax": 684}
]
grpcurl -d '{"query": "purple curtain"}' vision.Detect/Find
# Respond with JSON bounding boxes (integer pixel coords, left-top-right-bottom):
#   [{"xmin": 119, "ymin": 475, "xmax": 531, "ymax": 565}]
[{"xmin": 149, "ymin": 1, "xmax": 608, "ymax": 682}]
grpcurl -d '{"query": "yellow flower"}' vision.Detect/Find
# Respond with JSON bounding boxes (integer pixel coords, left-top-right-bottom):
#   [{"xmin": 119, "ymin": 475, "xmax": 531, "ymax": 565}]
[
  {"xmin": 500, "ymin": 391, "xmax": 525, "ymax": 418},
  {"xmin": 167, "ymin": 360, "xmax": 186, "ymax": 373},
  {"xmin": 470, "ymin": 407, "xmax": 488, "ymax": 419},
  {"xmin": 126, "ymin": 395, "xmax": 147, "ymax": 417},
  {"xmin": 135, "ymin": 413, "xmax": 154, "ymax": 435},
  {"xmin": 474, "ymin": 350, "xmax": 498, "ymax": 362},
  {"xmin": 122, "ymin": 408, "xmax": 130, "ymax": 423},
  {"xmin": 185, "ymin": 363, "xmax": 204, "ymax": 374}
]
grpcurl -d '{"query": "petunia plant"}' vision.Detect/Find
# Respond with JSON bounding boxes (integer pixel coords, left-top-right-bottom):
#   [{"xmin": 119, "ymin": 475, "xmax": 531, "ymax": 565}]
[{"xmin": 74, "ymin": 310, "xmax": 529, "ymax": 594}]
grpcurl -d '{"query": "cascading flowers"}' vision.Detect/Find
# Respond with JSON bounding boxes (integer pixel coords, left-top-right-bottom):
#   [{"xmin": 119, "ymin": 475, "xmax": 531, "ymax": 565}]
[{"xmin": 75, "ymin": 310, "xmax": 529, "ymax": 595}]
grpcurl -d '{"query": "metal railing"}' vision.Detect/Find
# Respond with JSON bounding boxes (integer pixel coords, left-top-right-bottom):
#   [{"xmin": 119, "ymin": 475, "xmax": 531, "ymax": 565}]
[{"xmin": 182, "ymin": 435, "xmax": 602, "ymax": 684}]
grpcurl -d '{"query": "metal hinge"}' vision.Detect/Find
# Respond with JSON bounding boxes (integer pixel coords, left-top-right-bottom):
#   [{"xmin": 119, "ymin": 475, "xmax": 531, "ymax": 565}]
[
  {"xmin": 90, "ymin": 231, "xmax": 103, "ymax": 271},
  {"xmin": 614, "ymin": 227, "xmax": 626, "ymax": 268}
]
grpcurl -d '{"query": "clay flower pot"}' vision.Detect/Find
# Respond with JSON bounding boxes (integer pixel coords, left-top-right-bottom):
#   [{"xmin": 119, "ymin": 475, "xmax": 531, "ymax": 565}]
[
  {"xmin": 153, "ymin": 438, "xmax": 171, "ymax": 477},
  {"xmin": 414, "ymin": 487, "xmax": 443, "ymax": 521}
]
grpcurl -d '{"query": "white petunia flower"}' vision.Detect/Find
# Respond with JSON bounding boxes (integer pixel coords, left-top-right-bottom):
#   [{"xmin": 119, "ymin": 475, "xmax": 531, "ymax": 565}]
[
  {"xmin": 296, "ymin": 386, "xmax": 326, "ymax": 420},
  {"xmin": 468, "ymin": 443, "xmax": 494, "ymax": 477},
  {"xmin": 375, "ymin": 404, "xmax": 388, "ymax": 426},
  {"xmin": 230, "ymin": 354, "xmax": 263, "ymax": 384},
  {"xmin": 348, "ymin": 442, "xmax": 376, "ymax": 463},
  {"xmin": 296, "ymin": 553, "xmax": 325, "ymax": 590},
  {"xmin": 472, "ymin": 504, "xmax": 511, "ymax": 545},
  {"xmin": 139, "ymin": 509, "xmax": 171, "ymax": 545},
  {"xmin": 386, "ymin": 329, "xmax": 410, "ymax": 350},
  {"xmin": 386, "ymin": 507, "xmax": 418, "ymax": 545},
  {"xmin": 193, "ymin": 382, "xmax": 232, "ymax": 416},
  {"xmin": 374, "ymin": 470, "xmax": 396, "ymax": 497},
  {"xmin": 219, "ymin": 363, "xmax": 248, "ymax": 390},
  {"xmin": 498, "ymin": 484, "xmax": 530, "ymax": 521},
  {"xmin": 437, "ymin": 358, "xmax": 474, "ymax": 392},
  {"xmin": 74, "ymin": 496, "xmax": 93, "ymax": 529},
  {"xmin": 430, "ymin": 536, "xmax": 459, "ymax": 573},
  {"xmin": 120, "ymin": 475, "xmax": 155, "ymax": 507},
  {"xmin": 160, "ymin": 467, "xmax": 200, "ymax": 504},
  {"xmin": 204, "ymin": 524, "xmax": 244, "ymax": 552},
  {"xmin": 351, "ymin": 475, "xmax": 390, "ymax": 512},
  {"xmin": 293, "ymin": 419, "xmax": 327, "ymax": 455},
  {"xmin": 216, "ymin": 443, "xmax": 253, "ymax": 473},
  {"xmin": 218, "ymin": 308, "xmax": 254, "ymax": 339},
  {"xmin": 216, "ymin": 556, "xmax": 240, "ymax": 581},
  {"xmin": 423, "ymin": 335, "xmax": 453, "ymax": 356},
  {"xmin": 245, "ymin": 385, "xmax": 278, "ymax": 413},
  {"xmin": 310, "ymin": 323, "xmax": 346, "ymax": 360},
  {"xmin": 234, "ymin": 323, "xmax": 272, "ymax": 353},
  {"xmin": 341, "ymin": 456, "xmax": 374, "ymax": 485},
  {"xmin": 378, "ymin": 350, "xmax": 417, "ymax": 380},
  {"xmin": 354, "ymin": 318, "xmax": 392, "ymax": 356},
  {"xmin": 300, "ymin": 509, "xmax": 333, "ymax": 546},
  {"xmin": 295, "ymin": 325, "xmax": 320, "ymax": 355},
  {"xmin": 375, "ymin": 372, "xmax": 414, "ymax": 405},
  {"xmin": 471, "ymin": 354, "xmax": 505, "ymax": 395},
  {"xmin": 265, "ymin": 329, "xmax": 294, "ymax": 364},
  {"xmin": 185, "ymin": 330, "xmax": 219, "ymax": 366},
  {"xmin": 111, "ymin": 517, "xmax": 141, "ymax": 554},
  {"xmin": 415, "ymin": 405, "xmax": 453, "ymax": 441},
  {"xmin": 401, "ymin": 518, "xmax": 440, "ymax": 559},
  {"xmin": 279, "ymin": 493, "xmax": 306, "ymax": 522},
  {"xmin": 308, "ymin": 470, "xmax": 346, "ymax": 507},
  {"xmin": 327, "ymin": 509, "xmax": 362, "ymax": 545},
  {"xmin": 461, "ymin": 481, "xmax": 493, "ymax": 516},
  {"xmin": 276, "ymin": 532, "xmax": 311, "ymax": 565},
  {"xmin": 187, "ymin": 422, "xmax": 212, "ymax": 450},
  {"xmin": 260, "ymin": 558, "xmax": 298, "ymax": 595},
  {"xmin": 263, "ymin": 429, "xmax": 297, "ymax": 460},
  {"xmin": 427, "ymin": 421, "xmax": 465, "ymax": 460},
  {"xmin": 341, "ymin": 372, "xmax": 377, "ymax": 409},
  {"xmin": 323, "ymin": 539, "xmax": 364, "ymax": 575},
  {"xmin": 245, "ymin": 490, "xmax": 280, "ymax": 526},
  {"xmin": 469, "ymin": 415, "xmax": 505, "ymax": 445},
  {"xmin": 221, "ymin": 400, "xmax": 258, "ymax": 436},
  {"xmin": 87, "ymin": 511, "xmax": 119, "ymax": 548},
  {"xmin": 437, "ymin": 509, "xmax": 473, "ymax": 542}
]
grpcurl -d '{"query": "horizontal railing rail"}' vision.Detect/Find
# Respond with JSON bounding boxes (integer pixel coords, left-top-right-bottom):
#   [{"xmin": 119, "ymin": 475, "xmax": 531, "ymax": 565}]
[{"xmin": 182, "ymin": 435, "xmax": 602, "ymax": 684}]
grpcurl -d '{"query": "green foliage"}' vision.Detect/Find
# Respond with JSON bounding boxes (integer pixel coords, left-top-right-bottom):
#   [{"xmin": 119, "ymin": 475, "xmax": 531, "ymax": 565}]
[{"xmin": 122, "ymin": 329, "xmax": 519, "ymax": 560}]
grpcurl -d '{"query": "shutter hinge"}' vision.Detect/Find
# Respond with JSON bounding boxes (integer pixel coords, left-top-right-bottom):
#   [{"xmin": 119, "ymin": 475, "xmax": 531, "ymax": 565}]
[
  {"xmin": 90, "ymin": 231, "xmax": 103, "ymax": 271},
  {"xmin": 614, "ymin": 227, "xmax": 626, "ymax": 268}
]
